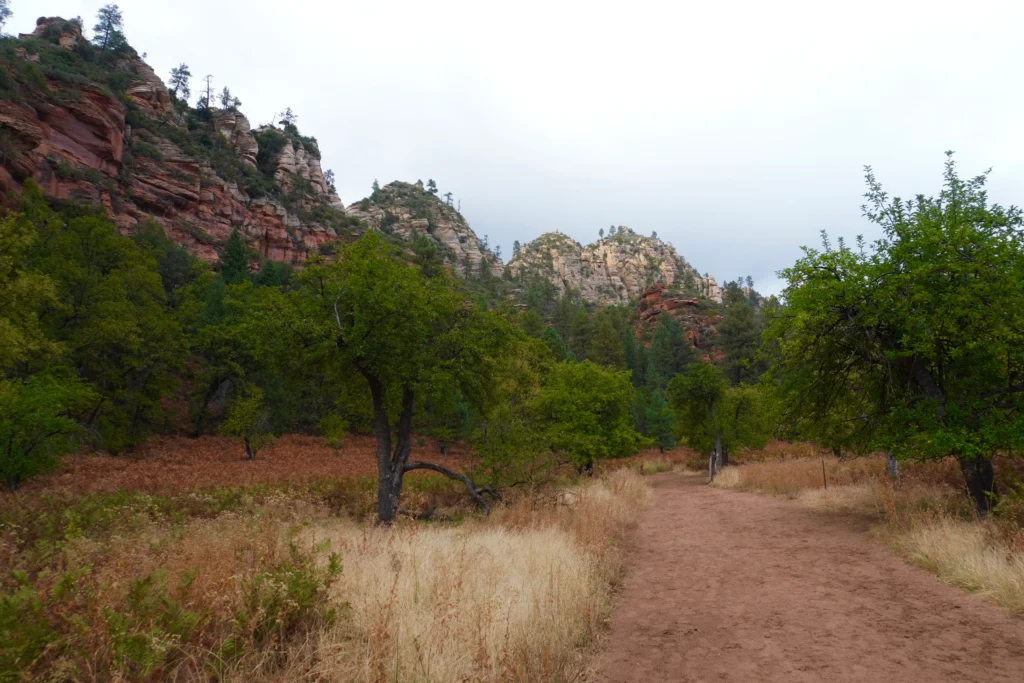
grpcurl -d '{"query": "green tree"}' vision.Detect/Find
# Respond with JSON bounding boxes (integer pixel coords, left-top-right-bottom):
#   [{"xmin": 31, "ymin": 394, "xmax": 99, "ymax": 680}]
[
  {"xmin": 219, "ymin": 230, "xmax": 250, "ymax": 285},
  {"xmin": 168, "ymin": 63, "xmax": 191, "ymax": 101},
  {"xmin": 766, "ymin": 154, "xmax": 1024, "ymax": 513},
  {"xmin": 0, "ymin": 210, "xmax": 60, "ymax": 369},
  {"xmin": 534, "ymin": 361, "xmax": 644, "ymax": 472},
  {"xmin": 221, "ymin": 383, "xmax": 273, "ymax": 460},
  {"xmin": 0, "ymin": 0, "xmax": 12, "ymax": 33},
  {"xmin": 93, "ymin": 4, "xmax": 124, "ymax": 51},
  {"xmin": 295, "ymin": 233, "xmax": 511, "ymax": 523},
  {"xmin": 540, "ymin": 326, "xmax": 571, "ymax": 362},
  {"xmin": 667, "ymin": 363, "xmax": 727, "ymax": 475},
  {"xmin": 426, "ymin": 179, "xmax": 438, "ymax": 195},
  {"xmin": 587, "ymin": 311, "xmax": 626, "ymax": 368},
  {"xmin": 644, "ymin": 391, "xmax": 676, "ymax": 452},
  {"xmin": 0, "ymin": 374, "xmax": 95, "ymax": 489},
  {"xmin": 718, "ymin": 283, "xmax": 761, "ymax": 385},
  {"xmin": 568, "ymin": 310, "xmax": 594, "ymax": 360},
  {"xmin": 647, "ymin": 315, "xmax": 692, "ymax": 390}
]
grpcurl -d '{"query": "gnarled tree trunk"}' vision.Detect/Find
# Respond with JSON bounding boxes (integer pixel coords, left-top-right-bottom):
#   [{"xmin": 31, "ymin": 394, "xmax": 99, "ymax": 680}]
[{"xmin": 957, "ymin": 454, "xmax": 997, "ymax": 517}]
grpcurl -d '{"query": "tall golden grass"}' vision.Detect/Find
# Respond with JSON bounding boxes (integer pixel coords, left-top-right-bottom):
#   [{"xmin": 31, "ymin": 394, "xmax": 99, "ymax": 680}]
[
  {"xmin": 713, "ymin": 453, "xmax": 1024, "ymax": 614},
  {"xmin": 235, "ymin": 469, "xmax": 651, "ymax": 682}
]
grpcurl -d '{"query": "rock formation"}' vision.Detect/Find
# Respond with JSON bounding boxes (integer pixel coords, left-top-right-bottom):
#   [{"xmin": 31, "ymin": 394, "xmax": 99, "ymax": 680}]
[
  {"xmin": 509, "ymin": 226, "xmax": 723, "ymax": 305},
  {"xmin": 1, "ymin": 18, "xmax": 350, "ymax": 263},
  {"xmin": 635, "ymin": 283, "xmax": 724, "ymax": 359},
  {"xmin": 345, "ymin": 182, "xmax": 502, "ymax": 278}
]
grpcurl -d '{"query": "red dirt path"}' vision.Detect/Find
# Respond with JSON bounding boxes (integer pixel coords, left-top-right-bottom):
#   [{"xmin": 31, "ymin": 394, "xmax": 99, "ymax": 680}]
[{"xmin": 594, "ymin": 472, "xmax": 1024, "ymax": 682}]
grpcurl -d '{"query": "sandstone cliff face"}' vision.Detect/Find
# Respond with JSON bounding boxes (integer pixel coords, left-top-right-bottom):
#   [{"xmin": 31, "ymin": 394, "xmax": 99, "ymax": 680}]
[
  {"xmin": 345, "ymin": 182, "xmax": 502, "ymax": 278},
  {"xmin": 509, "ymin": 227, "xmax": 722, "ymax": 305},
  {"xmin": 1, "ymin": 17, "xmax": 350, "ymax": 264},
  {"xmin": 635, "ymin": 283, "xmax": 724, "ymax": 360}
]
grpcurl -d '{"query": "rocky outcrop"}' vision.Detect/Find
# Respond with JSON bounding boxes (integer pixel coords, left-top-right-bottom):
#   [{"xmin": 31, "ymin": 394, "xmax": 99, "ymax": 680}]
[
  {"xmin": 0, "ymin": 20, "xmax": 353, "ymax": 265},
  {"xmin": 213, "ymin": 111, "xmax": 258, "ymax": 167},
  {"xmin": 509, "ymin": 227, "xmax": 722, "ymax": 305},
  {"xmin": 346, "ymin": 182, "xmax": 502, "ymax": 278},
  {"xmin": 635, "ymin": 283, "xmax": 723, "ymax": 359}
]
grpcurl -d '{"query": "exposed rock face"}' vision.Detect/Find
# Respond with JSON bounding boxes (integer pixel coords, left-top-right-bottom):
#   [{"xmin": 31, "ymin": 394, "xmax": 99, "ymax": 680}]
[
  {"xmin": 635, "ymin": 283, "xmax": 723, "ymax": 359},
  {"xmin": 509, "ymin": 227, "xmax": 722, "ymax": 305},
  {"xmin": 20, "ymin": 17, "xmax": 83, "ymax": 49},
  {"xmin": 346, "ymin": 182, "xmax": 502, "ymax": 278},
  {"xmin": 213, "ymin": 111, "xmax": 258, "ymax": 167},
  {"xmin": 0, "ymin": 20, "xmax": 352, "ymax": 264}
]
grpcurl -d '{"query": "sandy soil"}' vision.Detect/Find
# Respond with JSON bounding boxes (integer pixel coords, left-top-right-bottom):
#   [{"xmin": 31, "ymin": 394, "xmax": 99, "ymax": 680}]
[{"xmin": 593, "ymin": 472, "xmax": 1024, "ymax": 682}]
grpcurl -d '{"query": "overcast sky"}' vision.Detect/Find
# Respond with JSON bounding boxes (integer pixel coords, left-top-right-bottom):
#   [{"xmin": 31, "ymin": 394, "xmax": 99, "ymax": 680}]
[{"xmin": 11, "ymin": 0, "xmax": 1024, "ymax": 294}]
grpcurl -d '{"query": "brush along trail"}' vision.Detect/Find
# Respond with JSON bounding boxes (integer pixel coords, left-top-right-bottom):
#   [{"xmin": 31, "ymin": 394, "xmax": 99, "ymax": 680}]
[{"xmin": 594, "ymin": 472, "xmax": 1024, "ymax": 682}]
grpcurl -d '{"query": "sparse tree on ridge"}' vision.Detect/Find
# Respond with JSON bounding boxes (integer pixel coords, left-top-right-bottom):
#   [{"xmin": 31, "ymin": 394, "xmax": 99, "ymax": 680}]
[
  {"xmin": 0, "ymin": 0, "xmax": 12, "ymax": 33},
  {"xmin": 513, "ymin": 240, "xmax": 521, "ymax": 256},
  {"xmin": 93, "ymin": 4, "xmax": 124, "ymax": 51},
  {"xmin": 280, "ymin": 107, "xmax": 298, "ymax": 126},
  {"xmin": 444, "ymin": 191, "xmax": 453, "ymax": 207},
  {"xmin": 427, "ymin": 179, "xmax": 438, "ymax": 195},
  {"xmin": 168, "ymin": 63, "xmax": 191, "ymax": 101},
  {"xmin": 599, "ymin": 228, "xmax": 605, "ymax": 239}
]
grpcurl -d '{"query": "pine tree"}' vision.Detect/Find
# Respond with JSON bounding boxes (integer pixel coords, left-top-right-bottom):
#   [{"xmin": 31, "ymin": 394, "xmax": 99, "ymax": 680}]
[
  {"xmin": 513, "ymin": 240, "xmax": 521, "ymax": 256},
  {"xmin": 718, "ymin": 284, "xmax": 761, "ymax": 385},
  {"xmin": 599, "ymin": 228, "xmax": 605, "ymax": 239},
  {"xmin": 569, "ymin": 310, "xmax": 594, "ymax": 361},
  {"xmin": 93, "ymin": 4, "xmax": 124, "ymax": 51},
  {"xmin": 219, "ymin": 230, "xmax": 250, "ymax": 285},
  {"xmin": 648, "ymin": 315, "xmax": 692, "ymax": 390},
  {"xmin": 427, "ymin": 179, "xmax": 438, "ymax": 195},
  {"xmin": 588, "ymin": 314, "xmax": 626, "ymax": 368},
  {"xmin": 168, "ymin": 63, "xmax": 191, "ymax": 101},
  {"xmin": 644, "ymin": 392, "xmax": 677, "ymax": 452},
  {"xmin": 541, "ymin": 326, "xmax": 571, "ymax": 361},
  {"xmin": 0, "ymin": 0, "xmax": 11, "ymax": 33}
]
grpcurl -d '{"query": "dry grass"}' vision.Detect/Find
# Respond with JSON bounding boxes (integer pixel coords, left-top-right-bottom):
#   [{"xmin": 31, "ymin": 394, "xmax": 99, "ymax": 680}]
[
  {"xmin": 1, "ymin": 461, "xmax": 649, "ymax": 681},
  {"xmin": 713, "ymin": 449, "xmax": 1024, "ymax": 614},
  {"xmin": 237, "ymin": 469, "xmax": 651, "ymax": 683}
]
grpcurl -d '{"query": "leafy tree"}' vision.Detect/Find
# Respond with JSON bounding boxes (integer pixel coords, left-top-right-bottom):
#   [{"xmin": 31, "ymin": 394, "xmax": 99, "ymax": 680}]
[
  {"xmin": 766, "ymin": 154, "xmax": 1024, "ymax": 513},
  {"xmin": 294, "ymin": 233, "xmax": 512, "ymax": 523},
  {"xmin": 718, "ymin": 283, "xmax": 762, "ymax": 385},
  {"xmin": 168, "ymin": 63, "xmax": 191, "ymax": 101},
  {"xmin": 0, "ymin": 210, "xmax": 60, "ymax": 369},
  {"xmin": 221, "ymin": 383, "xmax": 273, "ymax": 460},
  {"xmin": 534, "ymin": 361, "xmax": 644, "ymax": 472},
  {"xmin": 644, "ymin": 391, "xmax": 677, "ymax": 452},
  {"xmin": 280, "ymin": 107, "xmax": 297, "ymax": 126},
  {"xmin": 0, "ymin": 374, "xmax": 95, "ymax": 489},
  {"xmin": 667, "ymin": 363, "xmax": 728, "ymax": 475},
  {"xmin": 218, "ymin": 230, "xmax": 250, "ymax": 285},
  {"xmin": 93, "ymin": 4, "xmax": 124, "ymax": 52},
  {"xmin": 20, "ymin": 186, "xmax": 184, "ymax": 451},
  {"xmin": 0, "ymin": 0, "xmax": 12, "ymax": 33}
]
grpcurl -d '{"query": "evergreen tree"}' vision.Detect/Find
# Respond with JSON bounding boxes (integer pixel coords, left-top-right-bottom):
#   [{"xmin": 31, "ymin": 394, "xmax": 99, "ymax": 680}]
[
  {"xmin": 551, "ymin": 293, "xmax": 578, "ymax": 340},
  {"xmin": 644, "ymin": 391, "xmax": 677, "ymax": 452},
  {"xmin": 588, "ymin": 312, "xmax": 626, "ymax": 368},
  {"xmin": 427, "ymin": 179, "xmax": 438, "ymax": 195},
  {"xmin": 541, "ymin": 326, "xmax": 571, "ymax": 361},
  {"xmin": 168, "ymin": 63, "xmax": 191, "ymax": 101},
  {"xmin": 569, "ymin": 310, "xmax": 594, "ymax": 360},
  {"xmin": 93, "ymin": 4, "xmax": 124, "ymax": 51},
  {"xmin": 718, "ymin": 283, "xmax": 762, "ymax": 385},
  {"xmin": 280, "ymin": 107, "xmax": 297, "ymax": 126},
  {"xmin": 0, "ymin": 0, "xmax": 10, "ymax": 33},
  {"xmin": 513, "ymin": 240, "xmax": 521, "ymax": 256},
  {"xmin": 647, "ymin": 315, "xmax": 692, "ymax": 389},
  {"xmin": 599, "ymin": 228, "xmax": 604, "ymax": 239},
  {"xmin": 219, "ymin": 230, "xmax": 250, "ymax": 285}
]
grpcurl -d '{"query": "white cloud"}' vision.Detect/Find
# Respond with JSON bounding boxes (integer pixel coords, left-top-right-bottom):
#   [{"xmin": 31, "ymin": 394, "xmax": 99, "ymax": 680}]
[{"xmin": 11, "ymin": 0, "xmax": 1024, "ymax": 294}]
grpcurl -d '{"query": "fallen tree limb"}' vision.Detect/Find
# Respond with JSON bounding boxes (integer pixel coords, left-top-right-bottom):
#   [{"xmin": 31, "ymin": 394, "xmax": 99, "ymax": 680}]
[{"xmin": 404, "ymin": 461, "xmax": 493, "ymax": 515}]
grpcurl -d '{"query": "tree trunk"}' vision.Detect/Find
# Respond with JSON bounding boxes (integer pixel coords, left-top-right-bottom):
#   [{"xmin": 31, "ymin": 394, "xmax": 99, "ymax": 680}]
[
  {"xmin": 958, "ymin": 454, "xmax": 997, "ymax": 517},
  {"xmin": 243, "ymin": 436, "xmax": 254, "ymax": 461},
  {"xmin": 714, "ymin": 429, "xmax": 723, "ymax": 471},
  {"xmin": 365, "ymin": 373, "xmax": 397, "ymax": 524},
  {"xmin": 886, "ymin": 451, "xmax": 899, "ymax": 478}
]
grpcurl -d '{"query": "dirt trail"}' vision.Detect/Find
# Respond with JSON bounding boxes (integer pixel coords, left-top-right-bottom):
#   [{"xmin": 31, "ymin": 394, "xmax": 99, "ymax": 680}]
[{"xmin": 594, "ymin": 472, "xmax": 1024, "ymax": 682}]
